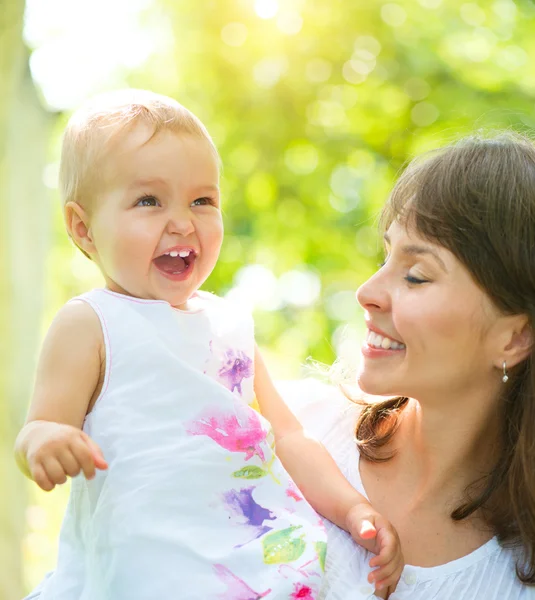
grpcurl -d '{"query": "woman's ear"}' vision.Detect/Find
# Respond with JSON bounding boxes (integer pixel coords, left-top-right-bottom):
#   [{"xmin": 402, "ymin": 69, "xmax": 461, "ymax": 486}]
[
  {"xmin": 64, "ymin": 201, "xmax": 96, "ymax": 256},
  {"xmin": 499, "ymin": 316, "xmax": 533, "ymax": 369}
]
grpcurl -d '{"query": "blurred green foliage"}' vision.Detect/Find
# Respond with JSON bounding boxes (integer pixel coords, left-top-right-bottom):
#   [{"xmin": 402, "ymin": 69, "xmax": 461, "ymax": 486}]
[
  {"xmin": 45, "ymin": 0, "xmax": 535, "ymax": 374},
  {"xmin": 16, "ymin": 0, "xmax": 535, "ymax": 589}
]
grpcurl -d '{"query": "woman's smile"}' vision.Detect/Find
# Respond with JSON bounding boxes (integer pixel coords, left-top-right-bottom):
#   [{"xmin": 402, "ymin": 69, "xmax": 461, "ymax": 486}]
[{"xmin": 362, "ymin": 324, "xmax": 406, "ymax": 358}]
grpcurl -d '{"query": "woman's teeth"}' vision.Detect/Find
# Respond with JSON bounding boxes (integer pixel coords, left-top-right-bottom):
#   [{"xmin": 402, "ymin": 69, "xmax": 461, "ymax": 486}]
[{"xmin": 367, "ymin": 331, "xmax": 405, "ymax": 350}]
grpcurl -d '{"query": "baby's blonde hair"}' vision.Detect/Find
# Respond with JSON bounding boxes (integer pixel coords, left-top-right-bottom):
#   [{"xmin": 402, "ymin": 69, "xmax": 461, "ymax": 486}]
[{"xmin": 59, "ymin": 89, "xmax": 217, "ymax": 207}]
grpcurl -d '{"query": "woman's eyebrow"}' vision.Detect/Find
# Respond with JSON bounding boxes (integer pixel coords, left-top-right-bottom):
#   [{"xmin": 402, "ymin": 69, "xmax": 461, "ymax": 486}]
[{"xmin": 383, "ymin": 233, "xmax": 448, "ymax": 272}]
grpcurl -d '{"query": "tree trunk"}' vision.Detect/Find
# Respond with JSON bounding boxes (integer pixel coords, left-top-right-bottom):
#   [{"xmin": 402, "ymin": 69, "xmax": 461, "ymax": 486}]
[{"xmin": 1, "ymin": 1, "xmax": 52, "ymax": 598}]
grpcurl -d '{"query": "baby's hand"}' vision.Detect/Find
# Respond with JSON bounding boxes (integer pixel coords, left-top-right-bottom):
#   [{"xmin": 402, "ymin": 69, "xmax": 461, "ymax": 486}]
[
  {"xmin": 25, "ymin": 422, "xmax": 108, "ymax": 491},
  {"xmin": 345, "ymin": 503, "xmax": 404, "ymax": 594}
]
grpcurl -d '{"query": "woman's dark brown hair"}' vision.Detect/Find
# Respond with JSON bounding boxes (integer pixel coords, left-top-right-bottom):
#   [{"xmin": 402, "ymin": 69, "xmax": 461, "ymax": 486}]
[{"xmin": 355, "ymin": 132, "xmax": 535, "ymax": 583}]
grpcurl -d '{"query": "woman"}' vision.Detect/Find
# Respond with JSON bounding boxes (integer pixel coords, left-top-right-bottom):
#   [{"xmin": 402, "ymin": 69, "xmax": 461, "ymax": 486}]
[{"xmin": 291, "ymin": 132, "xmax": 535, "ymax": 599}]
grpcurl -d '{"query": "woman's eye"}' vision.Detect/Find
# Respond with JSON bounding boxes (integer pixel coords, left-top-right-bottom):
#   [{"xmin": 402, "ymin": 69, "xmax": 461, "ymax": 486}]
[
  {"xmin": 136, "ymin": 196, "xmax": 159, "ymax": 207},
  {"xmin": 405, "ymin": 275, "xmax": 428, "ymax": 285}
]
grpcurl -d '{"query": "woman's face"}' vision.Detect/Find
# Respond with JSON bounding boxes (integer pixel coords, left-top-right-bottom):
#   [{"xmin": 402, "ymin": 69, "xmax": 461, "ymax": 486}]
[{"xmin": 355, "ymin": 220, "xmax": 504, "ymax": 402}]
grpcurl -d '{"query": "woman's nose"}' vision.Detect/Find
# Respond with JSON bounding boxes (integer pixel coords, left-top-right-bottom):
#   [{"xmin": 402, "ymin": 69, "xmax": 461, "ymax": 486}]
[{"xmin": 355, "ymin": 270, "xmax": 390, "ymax": 312}]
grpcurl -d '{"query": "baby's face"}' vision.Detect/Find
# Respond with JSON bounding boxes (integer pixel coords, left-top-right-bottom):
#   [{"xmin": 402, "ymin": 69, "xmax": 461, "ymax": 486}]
[{"xmin": 86, "ymin": 124, "xmax": 223, "ymax": 309}]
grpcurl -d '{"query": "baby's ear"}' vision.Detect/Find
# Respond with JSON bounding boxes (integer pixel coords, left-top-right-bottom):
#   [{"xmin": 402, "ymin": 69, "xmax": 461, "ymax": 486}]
[{"xmin": 64, "ymin": 201, "xmax": 96, "ymax": 255}]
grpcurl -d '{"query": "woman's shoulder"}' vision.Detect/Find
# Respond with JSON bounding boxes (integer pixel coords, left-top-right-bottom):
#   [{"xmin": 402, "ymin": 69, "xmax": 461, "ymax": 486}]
[
  {"xmin": 409, "ymin": 540, "xmax": 535, "ymax": 599},
  {"xmin": 321, "ymin": 533, "xmax": 535, "ymax": 600},
  {"xmin": 277, "ymin": 378, "xmax": 361, "ymax": 447}
]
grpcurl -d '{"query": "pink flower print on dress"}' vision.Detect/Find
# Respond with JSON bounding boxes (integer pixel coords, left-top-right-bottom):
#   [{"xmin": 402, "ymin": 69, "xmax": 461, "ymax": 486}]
[
  {"xmin": 277, "ymin": 550, "xmax": 325, "ymax": 579},
  {"xmin": 186, "ymin": 404, "xmax": 267, "ymax": 461},
  {"xmin": 213, "ymin": 564, "xmax": 271, "ymax": 600},
  {"xmin": 218, "ymin": 349, "xmax": 253, "ymax": 396},
  {"xmin": 286, "ymin": 481, "xmax": 304, "ymax": 503},
  {"xmin": 291, "ymin": 583, "xmax": 316, "ymax": 599}
]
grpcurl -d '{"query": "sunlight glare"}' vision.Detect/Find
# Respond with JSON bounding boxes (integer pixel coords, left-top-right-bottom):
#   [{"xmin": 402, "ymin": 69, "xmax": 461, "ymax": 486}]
[
  {"xmin": 24, "ymin": 0, "xmax": 169, "ymax": 111},
  {"xmin": 254, "ymin": 0, "xmax": 279, "ymax": 19}
]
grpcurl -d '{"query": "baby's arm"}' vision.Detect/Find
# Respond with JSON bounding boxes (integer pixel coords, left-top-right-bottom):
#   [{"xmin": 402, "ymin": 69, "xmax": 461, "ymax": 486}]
[
  {"xmin": 254, "ymin": 346, "xmax": 403, "ymax": 591},
  {"xmin": 14, "ymin": 301, "xmax": 108, "ymax": 491}
]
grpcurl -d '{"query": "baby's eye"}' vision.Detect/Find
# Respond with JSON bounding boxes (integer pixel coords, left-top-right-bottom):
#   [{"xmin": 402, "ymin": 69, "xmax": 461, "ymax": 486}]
[
  {"xmin": 136, "ymin": 195, "xmax": 159, "ymax": 207},
  {"xmin": 191, "ymin": 197, "xmax": 213, "ymax": 207}
]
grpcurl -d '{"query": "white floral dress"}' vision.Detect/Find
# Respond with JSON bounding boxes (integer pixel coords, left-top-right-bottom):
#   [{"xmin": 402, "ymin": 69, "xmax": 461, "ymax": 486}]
[{"xmin": 26, "ymin": 289, "xmax": 326, "ymax": 600}]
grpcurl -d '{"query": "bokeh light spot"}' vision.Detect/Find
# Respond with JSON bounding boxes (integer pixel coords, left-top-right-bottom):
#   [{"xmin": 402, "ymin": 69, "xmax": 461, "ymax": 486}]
[
  {"xmin": 255, "ymin": 0, "xmax": 279, "ymax": 19},
  {"xmin": 404, "ymin": 77, "xmax": 430, "ymax": 101},
  {"xmin": 277, "ymin": 11, "xmax": 303, "ymax": 35},
  {"xmin": 411, "ymin": 102, "xmax": 440, "ymax": 127},
  {"xmin": 460, "ymin": 3, "xmax": 486, "ymax": 26},
  {"xmin": 285, "ymin": 141, "xmax": 319, "ymax": 175},
  {"xmin": 221, "ymin": 22, "xmax": 248, "ymax": 47},
  {"xmin": 306, "ymin": 58, "xmax": 332, "ymax": 83},
  {"xmin": 253, "ymin": 57, "xmax": 288, "ymax": 87},
  {"xmin": 380, "ymin": 3, "xmax": 407, "ymax": 27}
]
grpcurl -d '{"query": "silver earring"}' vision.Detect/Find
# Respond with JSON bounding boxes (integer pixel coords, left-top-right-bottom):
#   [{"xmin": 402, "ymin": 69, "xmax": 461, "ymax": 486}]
[{"xmin": 502, "ymin": 361, "xmax": 509, "ymax": 383}]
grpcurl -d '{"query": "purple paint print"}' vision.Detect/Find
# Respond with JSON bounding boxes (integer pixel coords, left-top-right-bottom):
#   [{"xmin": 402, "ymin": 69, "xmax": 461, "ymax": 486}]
[
  {"xmin": 218, "ymin": 349, "xmax": 253, "ymax": 396},
  {"xmin": 223, "ymin": 486, "xmax": 276, "ymax": 543},
  {"xmin": 213, "ymin": 564, "xmax": 272, "ymax": 600},
  {"xmin": 185, "ymin": 405, "xmax": 267, "ymax": 461}
]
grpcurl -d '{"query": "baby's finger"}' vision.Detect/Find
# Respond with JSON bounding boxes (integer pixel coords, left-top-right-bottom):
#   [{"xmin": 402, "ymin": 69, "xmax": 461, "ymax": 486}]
[
  {"xmin": 70, "ymin": 439, "xmax": 97, "ymax": 480},
  {"xmin": 374, "ymin": 529, "xmax": 399, "ymax": 563},
  {"xmin": 81, "ymin": 432, "xmax": 108, "ymax": 471},
  {"xmin": 375, "ymin": 574, "xmax": 401, "ymax": 593},
  {"xmin": 32, "ymin": 464, "xmax": 55, "ymax": 492},
  {"xmin": 369, "ymin": 559, "xmax": 401, "ymax": 587},
  {"xmin": 58, "ymin": 449, "xmax": 82, "ymax": 478},
  {"xmin": 369, "ymin": 546, "xmax": 395, "ymax": 568},
  {"xmin": 359, "ymin": 519, "xmax": 377, "ymax": 540},
  {"xmin": 42, "ymin": 456, "xmax": 68, "ymax": 486}
]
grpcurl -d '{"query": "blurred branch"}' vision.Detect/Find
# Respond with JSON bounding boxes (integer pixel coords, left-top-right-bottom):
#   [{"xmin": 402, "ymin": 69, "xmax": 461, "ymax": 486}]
[{"xmin": 0, "ymin": 1, "xmax": 52, "ymax": 598}]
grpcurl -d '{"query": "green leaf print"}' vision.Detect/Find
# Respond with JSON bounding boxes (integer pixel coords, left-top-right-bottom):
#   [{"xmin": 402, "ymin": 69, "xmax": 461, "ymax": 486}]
[
  {"xmin": 315, "ymin": 541, "xmax": 327, "ymax": 572},
  {"xmin": 232, "ymin": 466, "xmax": 268, "ymax": 479},
  {"xmin": 262, "ymin": 526, "xmax": 306, "ymax": 564}
]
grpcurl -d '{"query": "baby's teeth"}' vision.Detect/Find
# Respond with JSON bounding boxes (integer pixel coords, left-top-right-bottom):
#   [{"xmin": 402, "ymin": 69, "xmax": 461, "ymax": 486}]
[
  {"xmin": 178, "ymin": 250, "xmax": 190, "ymax": 258},
  {"xmin": 169, "ymin": 251, "xmax": 179, "ymax": 257}
]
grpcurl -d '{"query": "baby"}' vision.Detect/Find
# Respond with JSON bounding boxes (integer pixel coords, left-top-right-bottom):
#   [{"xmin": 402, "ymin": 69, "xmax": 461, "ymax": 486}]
[{"xmin": 15, "ymin": 89, "xmax": 402, "ymax": 599}]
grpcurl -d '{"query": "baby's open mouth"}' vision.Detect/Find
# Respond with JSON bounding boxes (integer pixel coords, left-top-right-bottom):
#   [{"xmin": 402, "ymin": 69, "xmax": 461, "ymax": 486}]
[{"xmin": 153, "ymin": 248, "xmax": 196, "ymax": 275}]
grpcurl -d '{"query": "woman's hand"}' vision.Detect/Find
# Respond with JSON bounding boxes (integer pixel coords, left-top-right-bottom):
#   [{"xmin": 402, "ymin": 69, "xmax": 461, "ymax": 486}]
[{"xmin": 345, "ymin": 503, "xmax": 404, "ymax": 594}]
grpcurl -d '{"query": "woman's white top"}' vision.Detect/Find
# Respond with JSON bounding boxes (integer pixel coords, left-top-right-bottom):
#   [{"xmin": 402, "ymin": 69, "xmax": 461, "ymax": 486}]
[
  {"xmin": 29, "ymin": 289, "xmax": 326, "ymax": 600},
  {"xmin": 281, "ymin": 379, "xmax": 535, "ymax": 600}
]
